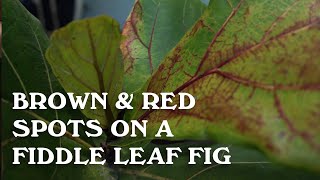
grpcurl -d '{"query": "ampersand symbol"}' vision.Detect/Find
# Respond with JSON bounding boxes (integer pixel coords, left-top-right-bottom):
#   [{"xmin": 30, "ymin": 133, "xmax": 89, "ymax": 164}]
[{"xmin": 115, "ymin": 93, "xmax": 133, "ymax": 109}]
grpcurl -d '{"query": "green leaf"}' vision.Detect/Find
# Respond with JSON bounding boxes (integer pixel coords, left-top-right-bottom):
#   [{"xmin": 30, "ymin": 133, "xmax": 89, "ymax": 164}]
[
  {"xmin": 115, "ymin": 141, "xmax": 320, "ymax": 179},
  {"xmin": 2, "ymin": 0, "xmax": 111, "ymax": 179},
  {"xmin": 127, "ymin": 0, "xmax": 320, "ymax": 171},
  {"xmin": 46, "ymin": 16, "xmax": 123, "ymax": 128},
  {"xmin": 2, "ymin": 0, "xmax": 58, "ymax": 142},
  {"xmin": 121, "ymin": 0, "xmax": 206, "ymax": 92}
]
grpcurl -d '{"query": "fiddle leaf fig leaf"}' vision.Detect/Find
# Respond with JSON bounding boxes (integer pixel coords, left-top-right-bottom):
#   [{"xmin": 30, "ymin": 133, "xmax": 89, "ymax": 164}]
[
  {"xmin": 130, "ymin": 0, "xmax": 320, "ymax": 171},
  {"xmin": 46, "ymin": 16, "xmax": 123, "ymax": 128},
  {"xmin": 2, "ymin": 0, "xmax": 112, "ymax": 179},
  {"xmin": 121, "ymin": 0, "xmax": 206, "ymax": 92},
  {"xmin": 115, "ymin": 142, "xmax": 320, "ymax": 179}
]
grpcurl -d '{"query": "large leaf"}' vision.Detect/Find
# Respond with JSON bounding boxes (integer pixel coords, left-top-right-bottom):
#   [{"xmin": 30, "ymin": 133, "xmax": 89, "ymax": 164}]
[
  {"xmin": 1, "ymin": 0, "xmax": 111, "ymax": 179},
  {"xmin": 120, "ymin": 0, "xmax": 206, "ymax": 92},
  {"xmin": 46, "ymin": 16, "xmax": 123, "ymax": 128},
  {"xmin": 114, "ymin": 141, "xmax": 320, "ymax": 179},
  {"xmin": 126, "ymin": 0, "xmax": 320, "ymax": 171}
]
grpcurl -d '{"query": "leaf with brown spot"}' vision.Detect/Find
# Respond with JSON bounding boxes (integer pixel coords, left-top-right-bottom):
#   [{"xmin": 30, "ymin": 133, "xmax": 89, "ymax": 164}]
[
  {"xmin": 121, "ymin": 0, "xmax": 206, "ymax": 92},
  {"xmin": 126, "ymin": 0, "xmax": 320, "ymax": 171}
]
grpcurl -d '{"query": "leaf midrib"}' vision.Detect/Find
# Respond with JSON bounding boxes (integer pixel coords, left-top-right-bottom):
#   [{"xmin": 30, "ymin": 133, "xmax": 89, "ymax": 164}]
[{"xmin": 86, "ymin": 20, "xmax": 115, "ymax": 124}]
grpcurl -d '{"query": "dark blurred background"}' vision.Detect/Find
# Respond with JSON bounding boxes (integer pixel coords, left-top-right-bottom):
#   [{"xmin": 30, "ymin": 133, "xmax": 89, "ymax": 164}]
[
  {"xmin": 20, "ymin": 0, "xmax": 210, "ymax": 32},
  {"xmin": 20, "ymin": 0, "xmax": 135, "ymax": 32}
]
